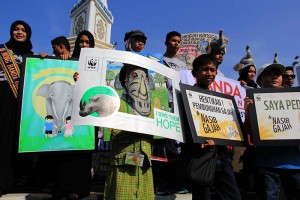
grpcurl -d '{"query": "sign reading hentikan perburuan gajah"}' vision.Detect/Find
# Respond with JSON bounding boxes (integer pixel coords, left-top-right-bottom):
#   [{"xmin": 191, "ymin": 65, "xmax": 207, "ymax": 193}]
[
  {"xmin": 180, "ymin": 83, "xmax": 246, "ymax": 146},
  {"xmin": 247, "ymin": 87, "xmax": 300, "ymax": 146},
  {"xmin": 71, "ymin": 49, "xmax": 184, "ymax": 142}
]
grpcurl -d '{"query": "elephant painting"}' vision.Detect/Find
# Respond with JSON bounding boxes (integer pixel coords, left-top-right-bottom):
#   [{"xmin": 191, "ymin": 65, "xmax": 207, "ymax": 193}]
[{"xmin": 37, "ymin": 80, "xmax": 74, "ymax": 135}]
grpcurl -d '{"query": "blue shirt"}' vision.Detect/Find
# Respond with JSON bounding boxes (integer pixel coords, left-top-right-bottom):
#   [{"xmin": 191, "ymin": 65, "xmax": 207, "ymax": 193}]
[{"xmin": 256, "ymin": 146, "xmax": 300, "ymax": 169}]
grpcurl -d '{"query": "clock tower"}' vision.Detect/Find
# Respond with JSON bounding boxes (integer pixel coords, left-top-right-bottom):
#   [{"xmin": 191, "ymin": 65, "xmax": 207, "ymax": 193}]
[{"xmin": 69, "ymin": 0, "xmax": 114, "ymax": 51}]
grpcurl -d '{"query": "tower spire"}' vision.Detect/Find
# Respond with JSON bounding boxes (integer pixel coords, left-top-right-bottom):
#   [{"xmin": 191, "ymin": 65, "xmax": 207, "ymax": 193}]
[{"xmin": 69, "ymin": 0, "xmax": 114, "ymax": 51}]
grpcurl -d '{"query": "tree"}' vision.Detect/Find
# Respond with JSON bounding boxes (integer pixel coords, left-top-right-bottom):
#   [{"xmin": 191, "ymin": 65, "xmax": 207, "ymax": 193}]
[
  {"xmin": 106, "ymin": 70, "xmax": 115, "ymax": 86},
  {"xmin": 154, "ymin": 73, "xmax": 165, "ymax": 87}
]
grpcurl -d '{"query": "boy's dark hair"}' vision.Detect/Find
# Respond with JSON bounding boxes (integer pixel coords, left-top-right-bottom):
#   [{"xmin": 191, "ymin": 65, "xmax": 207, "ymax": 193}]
[
  {"xmin": 45, "ymin": 115, "xmax": 53, "ymax": 120},
  {"xmin": 192, "ymin": 54, "xmax": 218, "ymax": 76},
  {"xmin": 285, "ymin": 66, "xmax": 294, "ymax": 72},
  {"xmin": 66, "ymin": 116, "xmax": 71, "ymax": 121},
  {"xmin": 51, "ymin": 36, "xmax": 71, "ymax": 51},
  {"xmin": 165, "ymin": 31, "xmax": 181, "ymax": 42}
]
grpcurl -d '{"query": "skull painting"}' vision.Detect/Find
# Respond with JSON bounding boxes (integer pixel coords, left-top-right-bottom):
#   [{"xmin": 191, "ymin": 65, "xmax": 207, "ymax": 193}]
[
  {"xmin": 124, "ymin": 66, "xmax": 150, "ymax": 116},
  {"xmin": 115, "ymin": 64, "xmax": 155, "ymax": 117}
]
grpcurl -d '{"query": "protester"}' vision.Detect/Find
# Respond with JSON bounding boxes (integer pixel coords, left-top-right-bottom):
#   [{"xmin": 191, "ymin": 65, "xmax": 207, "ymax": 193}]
[
  {"xmin": 72, "ymin": 31, "xmax": 95, "ymax": 84},
  {"xmin": 44, "ymin": 32, "xmax": 94, "ymax": 200},
  {"xmin": 233, "ymin": 45, "xmax": 257, "ymax": 88},
  {"xmin": 152, "ymin": 31, "xmax": 188, "ymax": 195},
  {"xmin": 72, "ymin": 30, "xmax": 95, "ymax": 58},
  {"xmin": 37, "ymin": 35, "xmax": 82, "ymax": 199},
  {"xmin": 163, "ymin": 31, "xmax": 187, "ymax": 108},
  {"xmin": 205, "ymin": 31, "xmax": 241, "ymax": 199},
  {"xmin": 0, "ymin": 20, "xmax": 34, "ymax": 196},
  {"xmin": 282, "ymin": 56, "xmax": 298, "ymax": 87},
  {"xmin": 244, "ymin": 58, "xmax": 300, "ymax": 200},
  {"xmin": 51, "ymin": 36, "xmax": 71, "ymax": 60},
  {"xmin": 163, "ymin": 31, "xmax": 187, "ymax": 71},
  {"xmin": 206, "ymin": 29, "xmax": 227, "ymax": 67},
  {"xmin": 39, "ymin": 36, "xmax": 71, "ymax": 59},
  {"xmin": 182, "ymin": 54, "xmax": 241, "ymax": 200},
  {"xmin": 104, "ymin": 30, "xmax": 155, "ymax": 200}
]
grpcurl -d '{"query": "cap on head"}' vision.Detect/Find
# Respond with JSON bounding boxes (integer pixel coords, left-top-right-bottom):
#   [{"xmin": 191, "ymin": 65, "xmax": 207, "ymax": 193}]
[
  {"xmin": 233, "ymin": 45, "xmax": 256, "ymax": 74},
  {"xmin": 206, "ymin": 29, "xmax": 227, "ymax": 55},
  {"xmin": 257, "ymin": 53, "xmax": 285, "ymax": 80},
  {"xmin": 124, "ymin": 30, "xmax": 147, "ymax": 42}
]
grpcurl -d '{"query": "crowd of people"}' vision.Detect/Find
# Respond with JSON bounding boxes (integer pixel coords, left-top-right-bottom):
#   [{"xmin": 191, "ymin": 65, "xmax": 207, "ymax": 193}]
[{"xmin": 0, "ymin": 19, "xmax": 299, "ymax": 200}]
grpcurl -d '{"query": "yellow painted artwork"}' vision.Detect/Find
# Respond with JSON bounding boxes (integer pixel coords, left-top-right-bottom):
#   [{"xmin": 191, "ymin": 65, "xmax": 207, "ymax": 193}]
[
  {"xmin": 258, "ymin": 115, "xmax": 289, "ymax": 140},
  {"xmin": 192, "ymin": 108, "xmax": 243, "ymax": 141}
]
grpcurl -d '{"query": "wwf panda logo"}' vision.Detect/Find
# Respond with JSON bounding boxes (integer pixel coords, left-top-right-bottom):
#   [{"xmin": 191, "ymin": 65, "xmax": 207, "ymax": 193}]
[{"xmin": 85, "ymin": 57, "xmax": 99, "ymax": 71}]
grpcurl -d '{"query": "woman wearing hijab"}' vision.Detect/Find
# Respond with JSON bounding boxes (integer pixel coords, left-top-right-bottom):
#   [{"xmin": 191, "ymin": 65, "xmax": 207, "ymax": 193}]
[
  {"xmin": 0, "ymin": 20, "xmax": 34, "ymax": 196},
  {"xmin": 72, "ymin": 30, "xmax": 95, "ymax": 58},
  {"xmin": 71, "ymin": 30, "xmax": 95, "ymax": 82}
]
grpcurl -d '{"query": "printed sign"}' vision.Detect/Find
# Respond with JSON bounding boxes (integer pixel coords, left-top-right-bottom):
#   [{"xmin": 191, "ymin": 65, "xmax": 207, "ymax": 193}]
[
  {"xmin": 180, "ymin": 83, "xmax": 245, "ymax": 146},
  {"xmin": 179, "ymin": 70, "xmax": 247, "ymax": 121},
  {"xmin": 247, "ymin": 87, "xmax": 300, "ymax": 146},
  {"xmin": 71, "ymin": 49, "xmax": 184, "ymax": 142},
  {"xmin": 18, "ymin": 56, "xmax": 95, "ymax": 153}
]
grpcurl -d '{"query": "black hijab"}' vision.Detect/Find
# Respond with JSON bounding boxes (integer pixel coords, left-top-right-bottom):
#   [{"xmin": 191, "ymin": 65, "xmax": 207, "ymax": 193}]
[
  {"xmin": 72, "ymin": 30, "xmax": 95, "ymax": 58},
  {"xmin": 237, "ymin": 65, "xmax": 258, "ymax": 88},
  {"xmin": 5, "ymin": 20, "xmax": 33, "ymax": 56}
]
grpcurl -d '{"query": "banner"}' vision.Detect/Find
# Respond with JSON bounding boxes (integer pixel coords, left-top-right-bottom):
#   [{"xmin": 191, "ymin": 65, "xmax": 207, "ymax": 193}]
[
  {"xmin": 71, "ymin": 49, "xmax": 184, "ymax": 142},
  {"xmin": 18, "ymin": 56, "xmax": 95, "ymax": 153},
  {"xmin": 247, "ymin": 87, "xmax": 300, "ymax": 146},
  {"xmin": 180, "ymin": 83, "xmax": 245, "ymax": 146},
  {"xmin": 177, "ymin": 32, "xmax": 229, "ymax": 69}
]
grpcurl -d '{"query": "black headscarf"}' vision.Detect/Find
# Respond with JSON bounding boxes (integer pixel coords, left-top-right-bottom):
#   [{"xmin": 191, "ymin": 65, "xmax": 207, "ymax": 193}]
[
  {"xmin": 237, "ymin": 65, "xmax": 258, "ymax": 88},
  {"xmin": 72, "ymin": 30, "xmax": 95, "ymax": 58},
  {"xmin": 5, "ymin": 20, "xmax": 33, "ymax": 56}
]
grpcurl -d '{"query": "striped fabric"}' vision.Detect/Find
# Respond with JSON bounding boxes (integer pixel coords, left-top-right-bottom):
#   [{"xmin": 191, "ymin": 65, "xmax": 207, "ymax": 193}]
[
  {"xmin": 0, "ymin": 70, "xmax": 6, "ymax": 81},
  {"xmin": 0, "ymin": 54, "xmax": 22, "ymax": 82}
]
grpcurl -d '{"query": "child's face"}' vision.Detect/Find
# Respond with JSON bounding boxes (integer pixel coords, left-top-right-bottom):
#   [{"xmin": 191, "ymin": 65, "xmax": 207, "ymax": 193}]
[
  {"xmin": 46, "ymin": 118, "xmax": 53, "ymax": 123},
  {"xmin": 214, "ymin": 52, "xmax": 224, "ymax": 65},
  {"xmin": 247, "ymin": 66, "xmax": 256, "ymax": 81},
  {"xmin": 259, "ymin": 68, "xmax": 282, "ymax": 88},
  {"xmin": 194, "ymin": 62, "xmax": 217, "ymax": 87}
]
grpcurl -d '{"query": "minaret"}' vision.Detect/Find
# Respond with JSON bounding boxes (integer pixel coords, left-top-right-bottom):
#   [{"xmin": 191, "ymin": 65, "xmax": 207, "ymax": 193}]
[{"xmin": 69, "ymin": 0, "xmax": 114, "ymax": 51}]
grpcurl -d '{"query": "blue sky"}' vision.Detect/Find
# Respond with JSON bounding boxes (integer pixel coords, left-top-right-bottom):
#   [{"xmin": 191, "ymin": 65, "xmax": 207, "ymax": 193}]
[{"xmin": 1, "ymin": 0, "xmax": 299, "ymax": 81}]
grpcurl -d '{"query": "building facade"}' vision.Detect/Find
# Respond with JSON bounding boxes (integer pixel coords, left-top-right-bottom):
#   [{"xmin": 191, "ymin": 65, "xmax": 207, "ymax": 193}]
[{"xmin": 69, "ymin": 0, "xmax": 114, "ymax": 51}]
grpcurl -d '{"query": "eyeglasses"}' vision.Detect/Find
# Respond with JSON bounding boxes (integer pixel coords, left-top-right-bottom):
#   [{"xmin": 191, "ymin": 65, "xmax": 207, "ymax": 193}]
[
  {"xmin": 283, "ymin": 74, "xmax": 296, "ymax": 79},
  {"xmin": 79, "ymin": 39, "xmax": 89, "ymax": 44}
]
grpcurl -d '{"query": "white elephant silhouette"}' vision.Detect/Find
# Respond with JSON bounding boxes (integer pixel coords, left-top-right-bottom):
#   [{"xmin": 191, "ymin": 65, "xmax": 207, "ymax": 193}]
[{"xmin": 37, "ymin": 80, "xmax": 74, "ymax": 135}]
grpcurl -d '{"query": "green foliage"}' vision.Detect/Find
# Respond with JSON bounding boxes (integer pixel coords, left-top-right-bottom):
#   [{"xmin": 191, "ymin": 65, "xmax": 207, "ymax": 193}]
[
  {"xmin": 106, "ymin": 69, "xmax": 115, "ymax": 80},
  {"xmin": 154, "ymin": 73, "xmax": 165, "ymax": 86}
]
